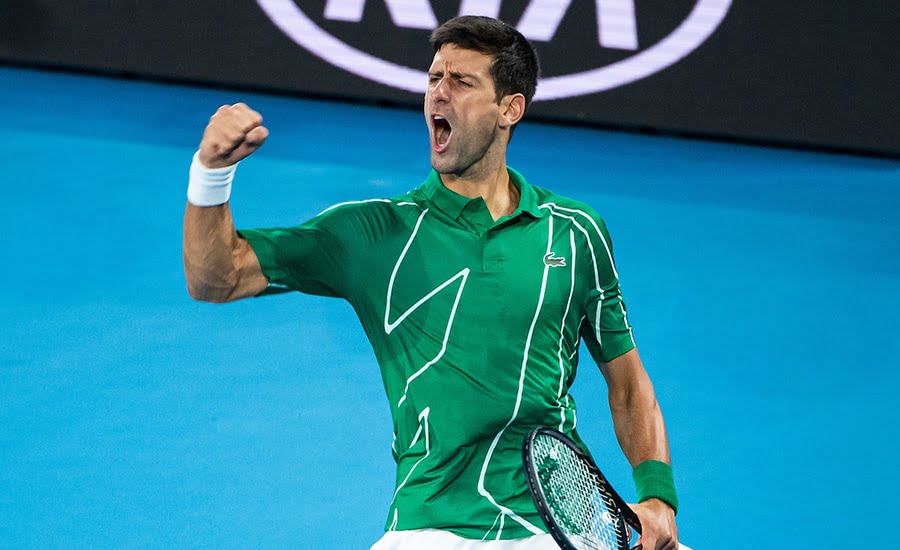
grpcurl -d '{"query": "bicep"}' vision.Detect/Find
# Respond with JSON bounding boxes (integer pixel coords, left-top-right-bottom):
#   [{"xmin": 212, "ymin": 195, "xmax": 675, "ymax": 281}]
[
  {"xmin": 581, "ymin": 321, "xmax": 652, "ymax": 407},
  {"xmin": 230, "ymin": 235, "xmax": 270, "ymax": 299},
  {"xmin": 183, "ymin": 202, "xmax": 268, "ymax": 302},
  {"xmin": 599, "ymin": 348, "xmax": 649, "ymax": 396}
]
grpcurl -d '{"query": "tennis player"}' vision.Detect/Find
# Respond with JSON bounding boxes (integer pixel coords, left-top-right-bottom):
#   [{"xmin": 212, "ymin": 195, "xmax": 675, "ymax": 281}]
[{"xmin": 183, "ymin": 16, "xmax": 680, "ymax": 550}]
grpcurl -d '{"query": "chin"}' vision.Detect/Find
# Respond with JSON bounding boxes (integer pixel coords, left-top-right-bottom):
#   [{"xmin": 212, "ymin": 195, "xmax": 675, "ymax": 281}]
[{"xmin": 430, "ymin": 154, "xmax": 456, "ymax": 174}]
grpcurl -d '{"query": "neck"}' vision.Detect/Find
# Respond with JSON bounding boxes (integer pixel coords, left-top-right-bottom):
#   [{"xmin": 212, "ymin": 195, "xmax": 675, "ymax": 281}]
[{"xmin": 441, "ymin": 161, "xmax": 519, "ymax": 221}]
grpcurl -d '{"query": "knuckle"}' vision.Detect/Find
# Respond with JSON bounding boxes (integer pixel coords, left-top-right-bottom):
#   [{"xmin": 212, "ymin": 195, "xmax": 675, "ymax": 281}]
[{"xmin": 243, "ymin": 120, "xmax": 260, "ymax": 133}]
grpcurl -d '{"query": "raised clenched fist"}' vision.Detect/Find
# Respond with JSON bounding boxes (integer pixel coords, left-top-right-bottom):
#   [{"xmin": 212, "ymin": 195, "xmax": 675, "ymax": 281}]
[{"xmin": 198, "ymin": 103, "xmax": 269, "ymax": 169}]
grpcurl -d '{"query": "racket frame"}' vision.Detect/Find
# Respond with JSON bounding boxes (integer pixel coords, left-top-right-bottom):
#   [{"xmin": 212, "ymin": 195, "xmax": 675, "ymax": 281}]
[{"xmin": 522, "ymin": 427, "xmax": 642, "ymax": 550}]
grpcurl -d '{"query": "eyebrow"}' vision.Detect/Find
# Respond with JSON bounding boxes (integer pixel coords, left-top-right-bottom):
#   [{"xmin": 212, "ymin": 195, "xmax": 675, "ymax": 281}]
[{"xmin": 428, "ymin": 69, "xmax": 481, "ymax": 81}]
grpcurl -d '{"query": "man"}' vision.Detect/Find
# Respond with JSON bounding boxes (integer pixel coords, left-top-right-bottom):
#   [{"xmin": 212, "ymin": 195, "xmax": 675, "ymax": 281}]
[{"xmin": 183, "ymin": 16, "xmax": 680, "ymax": 550}]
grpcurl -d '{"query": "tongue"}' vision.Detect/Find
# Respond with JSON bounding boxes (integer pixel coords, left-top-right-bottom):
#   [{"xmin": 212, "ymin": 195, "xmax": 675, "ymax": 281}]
[{"xmin": 436, "ymin": 122, "xmax": 451, "ymax": 147}]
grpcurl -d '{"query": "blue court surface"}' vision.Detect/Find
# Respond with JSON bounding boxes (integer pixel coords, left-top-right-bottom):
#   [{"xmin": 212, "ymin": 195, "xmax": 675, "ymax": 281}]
[{"xmin": 1, "ymin": 66, "xmax": 899, "ymax": 549}]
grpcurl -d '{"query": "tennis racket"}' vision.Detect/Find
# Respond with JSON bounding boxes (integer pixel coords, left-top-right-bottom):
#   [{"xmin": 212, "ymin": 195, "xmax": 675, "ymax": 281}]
[{"xmin": 523, "ymin": 427, "xmax": 642, "ymax": 550}]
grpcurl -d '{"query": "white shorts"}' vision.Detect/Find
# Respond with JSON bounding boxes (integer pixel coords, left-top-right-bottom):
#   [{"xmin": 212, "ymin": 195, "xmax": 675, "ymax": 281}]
[
  {"xmin": 371, "ymin": 529, "xmax": 694, "ymax": 550},
  {"xmin": 371, "ymin": 529, "xmax": 559, "ymax": 549}
]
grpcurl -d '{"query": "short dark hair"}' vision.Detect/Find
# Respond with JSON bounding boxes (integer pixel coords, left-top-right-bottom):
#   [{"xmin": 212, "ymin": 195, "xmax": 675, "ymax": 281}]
[{"xmin": 431, "ymin": 16, "xmax": 540, "ymax": 112}]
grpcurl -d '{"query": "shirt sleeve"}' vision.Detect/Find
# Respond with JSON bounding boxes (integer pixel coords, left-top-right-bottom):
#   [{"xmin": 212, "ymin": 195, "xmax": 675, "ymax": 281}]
[
  {"xmin": 237, "ymin": 221, "xmax": 348, "ymax": 298},
  {"xmin": 579, "ymin": 212, "xmax": 636, "ymax": 363},
  {"xmin": 237, "ymin": 201, "xmax": 380, "ymax": 298}
]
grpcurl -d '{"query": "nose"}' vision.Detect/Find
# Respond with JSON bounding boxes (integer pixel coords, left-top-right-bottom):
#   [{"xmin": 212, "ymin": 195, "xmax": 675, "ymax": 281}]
[{"xmin": 430, "ymin": 76, "xmax": 449, "ymax": 103}]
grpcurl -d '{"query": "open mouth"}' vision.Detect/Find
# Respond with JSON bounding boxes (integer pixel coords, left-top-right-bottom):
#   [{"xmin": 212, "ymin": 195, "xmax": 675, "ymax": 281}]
[{"xmin": 432, "ymin": 115, "xmax": 452, "ymax": 152}]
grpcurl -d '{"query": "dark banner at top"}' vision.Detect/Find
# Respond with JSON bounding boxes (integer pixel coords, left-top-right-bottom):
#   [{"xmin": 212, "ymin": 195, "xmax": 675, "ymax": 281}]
[{"xmin": 1, "ymin": 1, "xmax": 897, "ymax": 155}]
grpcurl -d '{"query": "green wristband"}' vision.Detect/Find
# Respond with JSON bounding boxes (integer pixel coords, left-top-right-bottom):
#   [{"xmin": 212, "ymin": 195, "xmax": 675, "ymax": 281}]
[{"xmin": 632, "ymin": 460, "xmax": 678, "ymax": 514}]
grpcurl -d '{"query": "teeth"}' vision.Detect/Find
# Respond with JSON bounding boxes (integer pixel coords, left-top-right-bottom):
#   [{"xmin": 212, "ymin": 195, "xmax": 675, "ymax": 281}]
[{"xmin": 434, "ymin": 115, "xmax": 445, "ymax": 121}]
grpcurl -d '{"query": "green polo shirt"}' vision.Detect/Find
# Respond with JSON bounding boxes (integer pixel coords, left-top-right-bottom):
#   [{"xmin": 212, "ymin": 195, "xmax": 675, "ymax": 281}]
[{"xmin": 237, "ymin": 168, "xmax": 635, "ymax": 540}]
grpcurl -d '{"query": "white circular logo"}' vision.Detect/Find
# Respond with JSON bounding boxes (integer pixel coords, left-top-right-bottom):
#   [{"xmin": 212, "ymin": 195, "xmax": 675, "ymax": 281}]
[{"xmin": 256, "ymin": 0, "xmax": 732, "ymax": 100}]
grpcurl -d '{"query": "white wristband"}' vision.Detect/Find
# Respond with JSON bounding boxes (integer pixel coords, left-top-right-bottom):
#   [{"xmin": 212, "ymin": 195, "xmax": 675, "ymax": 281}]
[{"xmin": 187, "ymin": 151, "xmax": 238, "ymax": 206}]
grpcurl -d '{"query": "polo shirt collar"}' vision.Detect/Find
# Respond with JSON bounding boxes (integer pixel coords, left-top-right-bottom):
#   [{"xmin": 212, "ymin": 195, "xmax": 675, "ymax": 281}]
[
  {"xmin": 422, "ymin": 167, "xmax": 545, "ymax": 220},
  {"xmin": 508, "ymin": 166, "xmax": 545, "ymax": 219}
]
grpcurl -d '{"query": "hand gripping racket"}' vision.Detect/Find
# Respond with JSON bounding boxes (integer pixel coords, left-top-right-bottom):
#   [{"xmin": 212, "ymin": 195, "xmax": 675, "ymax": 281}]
[{"xmin": 523, "ymin": 427, "xmax": 642, "ymax": 550}]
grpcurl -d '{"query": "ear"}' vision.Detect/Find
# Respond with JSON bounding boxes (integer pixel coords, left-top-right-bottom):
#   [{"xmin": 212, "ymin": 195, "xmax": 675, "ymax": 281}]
[{"xmin": 498, "ymin": 93, "xmax": 526, "ymax": 129}]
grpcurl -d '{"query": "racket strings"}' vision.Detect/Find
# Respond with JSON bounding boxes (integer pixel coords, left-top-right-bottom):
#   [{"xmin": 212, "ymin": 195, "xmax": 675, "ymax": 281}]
[{"xmin": 532, "ymin": 436, "xmax": 630, "ymax": 550}]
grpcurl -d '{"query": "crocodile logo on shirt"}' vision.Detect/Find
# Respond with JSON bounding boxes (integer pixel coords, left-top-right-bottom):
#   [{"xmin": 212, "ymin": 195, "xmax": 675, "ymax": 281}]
[{"xmin": 543, "ymin": 252, "xmax": 567, "ymax": 267}]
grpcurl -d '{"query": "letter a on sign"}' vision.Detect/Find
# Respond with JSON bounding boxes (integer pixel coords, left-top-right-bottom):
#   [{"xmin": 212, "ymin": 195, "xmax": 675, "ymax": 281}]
[
  {"xmin": 517, "ymin": 0, "xmax": 639, "ymax": 50},
  {"xmin": 324, "ymin": 0, "xmax": 438, "ymax": 29}
]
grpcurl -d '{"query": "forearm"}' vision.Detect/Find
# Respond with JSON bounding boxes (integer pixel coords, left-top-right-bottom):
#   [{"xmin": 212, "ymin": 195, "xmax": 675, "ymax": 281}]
[
  {"xmin": 603, "ymin": 349, "xmax": 678, "ymax": 519},
  {"xmin": 182, "ymin": 102, "xmax": 270, "ymax": 302},
  {"xmin": 608, "ymin": 371, "xmax": 670, "ymax": 466},
  {"xmin": 602, "ymin": 348, "xmax": 671, "ymax": 467}
]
